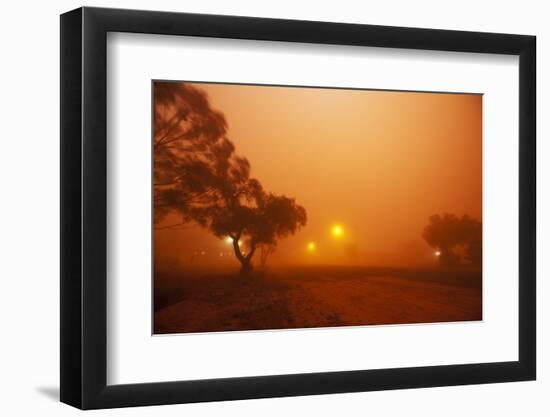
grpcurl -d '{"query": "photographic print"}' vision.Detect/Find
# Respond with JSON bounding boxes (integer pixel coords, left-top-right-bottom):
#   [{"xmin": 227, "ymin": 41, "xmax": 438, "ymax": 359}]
[{"xmin": 153, "ymin": 81, "xmax": 482, "ymax": 334}]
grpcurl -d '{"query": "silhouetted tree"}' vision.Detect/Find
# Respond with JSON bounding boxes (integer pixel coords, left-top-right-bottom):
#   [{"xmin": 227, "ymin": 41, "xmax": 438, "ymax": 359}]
[
  {"xmin": 153, "ymin": 82, "xmax": 307, "ymax": 275},
  {"xmin": 464, "ymin": 219, "xmax": 482, "ymax": 266},
  {"xmin": 153, "ymin": 82, "xmax": 231, "ymax": 224},
  {"xmin": 210, "ymin": 191, "xmax": 306, "ymax": 275},
  {"xmin": 423, "ymin": 213, "xmax": 482, "ymax": 267}
]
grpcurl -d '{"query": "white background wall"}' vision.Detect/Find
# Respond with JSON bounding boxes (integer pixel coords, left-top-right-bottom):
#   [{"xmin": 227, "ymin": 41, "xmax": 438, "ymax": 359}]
[{"xmin": 0, "ymin": 0, "xmax": 546, "ymax": 415}]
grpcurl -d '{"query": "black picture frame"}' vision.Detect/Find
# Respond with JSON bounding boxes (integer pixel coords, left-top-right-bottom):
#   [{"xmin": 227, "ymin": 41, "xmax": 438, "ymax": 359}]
[{"xmin": 60, "ymin": 6, "xmax": 536, "ymax": 410}]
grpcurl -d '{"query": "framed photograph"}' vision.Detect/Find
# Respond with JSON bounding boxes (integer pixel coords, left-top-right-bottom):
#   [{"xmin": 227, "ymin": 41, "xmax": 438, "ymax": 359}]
[{"xmin": 60, "ymin": 7, "xmax": 536, "ymax": 409}]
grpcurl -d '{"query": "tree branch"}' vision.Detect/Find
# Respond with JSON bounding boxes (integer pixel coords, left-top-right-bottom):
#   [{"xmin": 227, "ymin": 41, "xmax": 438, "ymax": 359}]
[
  {"xmin": 245, "ymin": 244, "xmax": 257, "ymax": 261},
  {"xmin": 154, "ymin": 222, "xmax": 191, "ymax": 230}
]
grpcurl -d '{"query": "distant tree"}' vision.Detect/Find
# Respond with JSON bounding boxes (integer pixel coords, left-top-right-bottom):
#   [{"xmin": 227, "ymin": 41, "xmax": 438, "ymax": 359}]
[
  {"xmin": 422, "ymin": 213, "xmax": 482, "ymax": 267},
  {"xmin": 464, "ymin": 219, "xmax": 482, "ymax": 266},
  {"xmin": 209, "ymin": 191, "xmax": 306, "ymax": 275},
  {"xmin": 153, "ymin": 82, "xmax": 307, "ymax": 275}
]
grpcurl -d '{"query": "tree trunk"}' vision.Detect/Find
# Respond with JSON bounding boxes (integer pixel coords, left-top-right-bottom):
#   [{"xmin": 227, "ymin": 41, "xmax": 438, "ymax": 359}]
[
  {"xmin": 232, "ymin": 238, "xmax": 256, "ymax": 276},
  {"xmin": 239, "ymin": 258, "xmax": 253, "ymax": 275},
  {"xmin": 439, "ymin": 246, "xmax": 459, "ymax": 267}
]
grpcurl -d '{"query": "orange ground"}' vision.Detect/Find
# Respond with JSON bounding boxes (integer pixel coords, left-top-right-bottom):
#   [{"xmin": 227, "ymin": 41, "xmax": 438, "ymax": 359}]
[{"xmin": 153, "ymin": 266, "xmax": 482, "ymax": 334}]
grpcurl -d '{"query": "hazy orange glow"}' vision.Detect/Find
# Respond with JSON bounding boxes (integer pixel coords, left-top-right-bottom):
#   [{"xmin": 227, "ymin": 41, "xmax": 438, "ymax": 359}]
[
  {"xmin": 155, "ymin": 83, "xmax": 482, "ymax": 268},
  {"xmin": 331, "ymin": 225, "xmax": 344, "ymax": 238}
]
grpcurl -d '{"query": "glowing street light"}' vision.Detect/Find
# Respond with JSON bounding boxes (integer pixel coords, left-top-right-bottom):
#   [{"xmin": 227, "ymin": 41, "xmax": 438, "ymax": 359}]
[
  {"xmin": 434, "ymin": 250, "xmax": 441, "ymax": 257},
  {"xmin": 225, "ymin": 236, "xmax": 242, "ymax": 246},
  {"xmin": 307, "ymin": 242, "xmax": 316, "ymax": 252},
  {"xmin": 331, "ymin": 224, "xmax": 344, "ymax": 238}
]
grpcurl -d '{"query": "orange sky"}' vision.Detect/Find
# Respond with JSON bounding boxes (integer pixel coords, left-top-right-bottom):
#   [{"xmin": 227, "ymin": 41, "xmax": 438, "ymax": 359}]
[{"xmin": 155, "ymin": 82, "xmax": 482, "ymax": 268}]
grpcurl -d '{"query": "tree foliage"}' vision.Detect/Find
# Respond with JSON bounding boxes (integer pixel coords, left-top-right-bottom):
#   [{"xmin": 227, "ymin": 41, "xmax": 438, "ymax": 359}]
[
  {"xmin": 422, "ymin": 213, "xmax": 482, "ymax": 267},
  {"xmin": 153, "ymin": 82, "xmax": 307, "ymax": 274}
]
